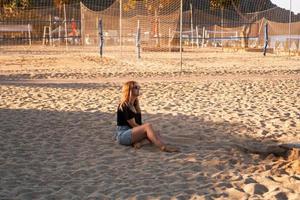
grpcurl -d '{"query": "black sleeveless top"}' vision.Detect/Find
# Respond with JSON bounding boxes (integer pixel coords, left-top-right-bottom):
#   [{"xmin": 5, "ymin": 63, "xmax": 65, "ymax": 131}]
[{"xmin": 117, "ymin": 104, "xmax": 142, "ymax": 128}]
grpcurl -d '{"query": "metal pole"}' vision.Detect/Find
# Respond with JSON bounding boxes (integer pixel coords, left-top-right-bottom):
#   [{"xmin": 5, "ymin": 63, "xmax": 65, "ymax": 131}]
[
  {"xmin": 263, "ymin": 21, "xmax": 269, "ymax": 56},
  {"xmin": 49, "ymin": 15, "xmax": 52, "ymax": 46},
  {"xmin": 180, "ymin": 0, "xmax": 183, "ymax": 75},
  {"xmin": 58, "ymin": 25, "xmax": 61, "ymax": 45},
  {"xmin": 64, "ymin": 4, "xmax": 68, "ymax": 50},
  {"xmin": 80, "ymin": 2, "xmax": 85, "ymax": 46},
  {"xmin": 196, "ymin": 26, "xmax": 199, "ymax": 48},
  {"xmin": 136, "ymin": 20, "xmax": 141, "ymax": 59},
  {"xmin": 214, "ymin": 24, "xmax": 216, "ymax": 45},
  {"xmin": 120, "ymin": 0, "xmax": 122, "ymax": 56},
  {"xmin": 28, "ymin": 24, "xmax": 31, "ymax": 46},
  {"xmin": 202, "ymin": 27, "xmax": 205, "ymax": 48},
  {"xmin": 169, "ymin": 27, "xmax": 171, "ymax": 52},
  {"xmin": 158, "ymin": 10, "xmax": 161, "ymax": 47},
  {"xmin": 289, "ymin": 0, "xmax": 292, "ymax": 56},
  {"xmin": 155, "ymin": 10, "xmax": 159, "ymax": 47},
  {"xmin": 221, "ymin": 7, "xmax": 224, "ymax": 47},
  {"xmin": 190, "ymin": 3, "xmax": 193, "ymax": 48},
  {"xmin": 99, "ymin": 18, "xmax": 104, "ymax": 58}
]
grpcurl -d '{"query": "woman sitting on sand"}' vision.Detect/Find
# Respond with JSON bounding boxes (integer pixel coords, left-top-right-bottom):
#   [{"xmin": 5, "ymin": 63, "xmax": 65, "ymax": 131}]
[{"xmin": 116, "ymin": 81, "xmax": 179, "ymax": 153}]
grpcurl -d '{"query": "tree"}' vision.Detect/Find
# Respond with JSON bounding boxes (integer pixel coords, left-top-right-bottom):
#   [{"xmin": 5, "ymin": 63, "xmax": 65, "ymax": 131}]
[
  {"xmin": 209, "ymin": 0, "xmax": 240, "ymax": 46},
  {"xmin": 209, "ymin": 0, "xmax": 259, "ymax": 48},
  {"xmin": 123, "ymin": 0, "xmax": 173, "ymax": 13},
  {"xmin": 0, "ymin": 0, "xmax": 32, "ymax": 19},
  {"xmin": 0, "ymin": 0, "xmax": 31, "ymax": 9},
  {"xmin": 123, "ymin": 0, "xmax": 173, "ymax": 47},
  {"xmin": 53, "ymin": 0, "xmax": 74, "ymax": 8},
  {"xmin": 209, "ymin": 0, "xmax": 239, "ymax": 9},
  {"xmin": 209, "ymin": 0, "xmax": 241, "ymax": 22},
  {"xmin": 230, "ymin": 0, "xmax": 264, "ymax": 48}
]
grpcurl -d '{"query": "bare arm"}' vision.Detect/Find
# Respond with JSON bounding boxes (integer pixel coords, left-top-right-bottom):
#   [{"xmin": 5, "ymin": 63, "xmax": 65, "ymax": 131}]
[
  {"xmin": 127, "ymin": 118, "xmax": 140, "ymax": 128},
  {"xmin": 134, "ymin": 99, "xmax": 141, "ymax": 113}
]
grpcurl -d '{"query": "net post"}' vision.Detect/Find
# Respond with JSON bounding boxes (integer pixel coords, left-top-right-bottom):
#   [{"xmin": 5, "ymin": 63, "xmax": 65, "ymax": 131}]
[
  {"xmin": 155, "ymin": 9, "xmax": 160, "ymax": 47},
  {"xmin": 98, "ymin": 18, "xmax": 104, "ymax": 58},
  {"xmin": 202, "ymin": 27, "xmax": 205, "ymax": 48},
  {"xmin": 214, "ymin": 24, "xmax": 216, "ymax": 46},
  {"xmin": 169, "ymin": 27, "xmax": 171, "ymax": 52},
  {"xmin": 180, "ymin": 0, "xmax": 183, "ymax": 75},
  {"xmin": 221, "ymin": 7, "xmax": 224, "ymax": 48},
  {"xmin": 263, "ymin": 20, "xmax": 269, "ymax": 56},
  {"xmin": 289, "ymin": 0, "xmax": 292, "ymax": 56},
  {"xmin": 96, "ymin": 16, "xmax": 98, "ymax": 42},
  {"xmin": 28, "ymin": 24, "xmax": 31, "ymax": 46},
  {"xmin": 190, "ymin": 3, "xmax": 193, "ymax": 48},
  {"xmin": 80, "ymin": 2, "xmax": 85, "ymax": 46},
  {"xmin": 196, "ymin": 26, "xmax": 199, "ymax": 48},
  {"xmin": 49, "ymin": 15, "xmax": 52, "ymax": 46},
  {"xmin": 119, "ymin": 0, "xmax": 122, "ymax": 57},
  {"xmin": 58, "ymin": 25, "xmax": 61, "ymax": 45},
  {"xmin": 136, "ymin": 20, "xmax": 141, "ymax": 59},
  {"xmin": 43, "ymin": 26, "xmax": 46, "ymax": 45},
  {"xmin": 64, "ymin": 3, "xmax": 68, "ymax": 50},
  {"xmin": 158, "ymin": 14, "xmax": 161, "ymax": 47}
]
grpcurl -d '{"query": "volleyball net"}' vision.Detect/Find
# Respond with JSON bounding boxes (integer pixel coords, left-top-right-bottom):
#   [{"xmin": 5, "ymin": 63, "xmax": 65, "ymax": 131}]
[
  {"xmin": 1, "ymin": 1, "xmax": 300, "ymax": 54},
  {"xmin": 80, "ymin": 0, "xmax": 181, "ymax": 53}
]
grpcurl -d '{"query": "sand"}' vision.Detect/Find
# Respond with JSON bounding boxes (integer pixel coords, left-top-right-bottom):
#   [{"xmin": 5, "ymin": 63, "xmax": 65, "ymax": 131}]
[{"xmin": 0, "ymin": 46, "xmax": 299, "ymax": 199}]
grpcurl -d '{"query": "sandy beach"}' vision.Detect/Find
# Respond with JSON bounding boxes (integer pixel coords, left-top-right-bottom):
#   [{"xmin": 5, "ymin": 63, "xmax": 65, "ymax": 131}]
[{"xmin": 0, "ymin": 46, "xmax": 300, "ymax": 199}]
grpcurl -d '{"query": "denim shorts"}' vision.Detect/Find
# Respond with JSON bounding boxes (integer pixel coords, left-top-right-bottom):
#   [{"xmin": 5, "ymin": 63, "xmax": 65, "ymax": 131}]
[{"xmin": 116, "ymin": 126, "xmax": 132, "ymax": 146}]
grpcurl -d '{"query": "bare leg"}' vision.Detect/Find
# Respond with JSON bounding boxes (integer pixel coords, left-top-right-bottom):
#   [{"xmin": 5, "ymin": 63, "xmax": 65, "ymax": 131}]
[
  {"xmin": 132, "ymin": 123, "xmax": 164, "ymax": 149},
  {"xmin": 133, "ymin": 138, "xmax": 149, "ymax": 149},
  {"xmin": 132, "ymin": 123, "xmax": 179, "ymax": 152},
  {"xmin": 156, "ymin": 131, "xmax": 164, "ymax": 143},
  {"xmin": 155, "ymin": 130, "xmax": 179, "ymax": 152},
  {"xmin": 134, "ymin": 130, "xmax": 157, "ymax": 149}
]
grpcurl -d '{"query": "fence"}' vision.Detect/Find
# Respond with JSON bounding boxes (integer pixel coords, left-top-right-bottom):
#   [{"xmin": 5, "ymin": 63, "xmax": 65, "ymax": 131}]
[{"xmin": 1, "ymin": 1, "xmax": 300, "ymax": 60}]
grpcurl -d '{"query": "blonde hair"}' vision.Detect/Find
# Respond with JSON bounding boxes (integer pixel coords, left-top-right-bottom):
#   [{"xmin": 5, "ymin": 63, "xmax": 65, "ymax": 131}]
[{"xmin": 119, "ymin": 81, "xmax": 141, "ymax": 112}]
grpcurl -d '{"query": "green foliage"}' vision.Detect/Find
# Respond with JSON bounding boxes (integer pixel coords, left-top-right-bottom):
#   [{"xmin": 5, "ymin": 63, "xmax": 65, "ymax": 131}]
[
  {"xmin": 0, "ymin": 0, "xmax": 31, "ymax": 9},
  {"xmin": 0, "ymin": 0, "xmax": 32, "ymax": 19},
  {"xmin": 209, "ymin": 0, "xmax": 239, "ymax": 9},
  {"xmin": 123, "ymin": 0, "xmax": 172, "ymax": 12},
  {"xmin": 53, "ymin": 0, "xmax": 73, "ymax": 7}
]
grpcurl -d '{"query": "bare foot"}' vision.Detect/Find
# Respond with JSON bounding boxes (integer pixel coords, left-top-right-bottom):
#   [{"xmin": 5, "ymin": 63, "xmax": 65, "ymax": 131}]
[
  {"xmin": 133, "ymin": 142, "xmax": 142, "ymax": 149},
  {"xmin": 161, "ymin": 145, "xmax": 180, "ymax": 153}
]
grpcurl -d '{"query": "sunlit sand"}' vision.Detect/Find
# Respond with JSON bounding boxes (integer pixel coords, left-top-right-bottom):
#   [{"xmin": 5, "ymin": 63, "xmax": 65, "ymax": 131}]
[{"xmin": 0, "ymin": 46, "xmax": 299, "ymax": 199}]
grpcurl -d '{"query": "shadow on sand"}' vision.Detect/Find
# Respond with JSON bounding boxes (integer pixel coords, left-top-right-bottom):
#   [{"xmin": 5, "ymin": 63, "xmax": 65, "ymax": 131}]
[{"xmin": 1, "ymin": 104, "xmax": 291, "ymax": 199}]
